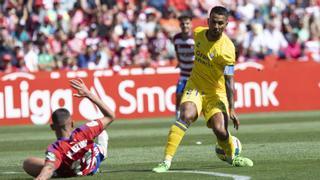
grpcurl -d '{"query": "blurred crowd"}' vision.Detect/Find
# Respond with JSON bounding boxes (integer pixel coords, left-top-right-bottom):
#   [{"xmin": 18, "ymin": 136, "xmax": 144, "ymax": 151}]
[{"xmin": 0, "ymin": 0, "xmax": 319, "ymax": 73}]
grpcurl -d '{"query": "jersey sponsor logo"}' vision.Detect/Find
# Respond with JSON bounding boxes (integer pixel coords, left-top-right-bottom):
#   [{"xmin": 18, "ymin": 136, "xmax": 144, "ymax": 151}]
[
  {"xmin": 196, "ymin": 42, "xmax": 200, "ymax": 48},
  {"xmin": 195, "ymin": 57, "xmax": 213, "ymax": 67},
  {"xmin": 195, "ymin": 50, "xmax": 213, "ymax": 67}
]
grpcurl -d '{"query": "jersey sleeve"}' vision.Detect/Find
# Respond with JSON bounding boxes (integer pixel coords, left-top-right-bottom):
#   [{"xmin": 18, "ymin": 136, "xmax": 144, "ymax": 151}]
[
  {"xmin": 71, "ymin": 120, "xmax": 104, "ymax": 141},
  {"xmin": 45, "ymin": 144, "xmax": 62, "ymax": 169},
  {"xmin": 221, "ymin": 39, "xmax": 236, "ymax": 66}
]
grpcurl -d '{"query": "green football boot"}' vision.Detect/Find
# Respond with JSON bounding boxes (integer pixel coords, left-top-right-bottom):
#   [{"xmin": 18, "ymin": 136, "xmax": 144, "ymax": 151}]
[
  {"xmin": 232, "ymin": 156, "xmax": 254, "ymax": 167},
  {"xmin": 152, "ymin": 162, "xmax": 171, "ymax": 173}
]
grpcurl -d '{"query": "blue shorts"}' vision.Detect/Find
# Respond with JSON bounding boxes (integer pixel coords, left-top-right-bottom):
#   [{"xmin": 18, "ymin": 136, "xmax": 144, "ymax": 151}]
[
  {"xmin": 90, "ymin": 144, "xmax": 106, "ymax": 175},
  {"xmin": 176, "ymin": 78, "xmax": 188, "ymax": 94}
]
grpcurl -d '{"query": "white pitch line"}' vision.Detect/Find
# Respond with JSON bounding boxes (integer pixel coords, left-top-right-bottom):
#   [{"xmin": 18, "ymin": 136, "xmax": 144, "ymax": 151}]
[
  {"xmin": 0, "ymin": 171, "xmax": 24, "ymax": 174},
  {"xmin": 167, "ymin": 170, "xmax": 251, "ymax": 180}
]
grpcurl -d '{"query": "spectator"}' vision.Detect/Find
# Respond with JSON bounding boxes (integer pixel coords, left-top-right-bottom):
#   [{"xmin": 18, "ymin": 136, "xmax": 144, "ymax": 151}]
[
  {"xmin": 133, "ymin": 44, "xmax": 151, "ymax": 68},
  {"xmin": 167, "ymin": 0, "xmax": 190, "ymax": 16},
  {"xmin": 77, "ymin": 46, "xmax": 97, "ymax": 68},
  {"xmin": 148, "ymin": 0, "xmax": 167, "ymax": 14},
  {"xmin": 0, "ymin": 53, "xmax": 16, "ymax": 73},
  {"xmin": 262, "ymin": 19, "xmax": 288, "ymax": 58},
  {"xmin": 242, "ymin": 23, "xmax": 266, "ymax": 60},
  {"xmin": 38, "ymin": 45, "xmax": 55, "ymax": 71},
  {"xmin": 237, "ymin": 0, "xmax": 256, "ymax": 22},
  {"xmin": 23, "ymin": 41, "xmax": 38, "ymax": 72},
  {"xmin": 304, "ymin": 33, "xmax": 320, "ymax": 62},
  {"xmin": 39, "ymin": 16, "xmax": 55, "ymax": 36},
  {"xmin": 16, "ymin": 50, "xmax": 28, "ymax": 72},
  {"xmin": 283, "ymin": 33, "xmax": 302, "ymax": 59}
]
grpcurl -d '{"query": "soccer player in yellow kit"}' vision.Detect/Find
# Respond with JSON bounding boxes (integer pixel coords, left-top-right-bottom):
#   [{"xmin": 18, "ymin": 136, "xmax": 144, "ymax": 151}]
[{"xmin": 153, "ymin": 6, "xmax": 253, "ymax": 173}]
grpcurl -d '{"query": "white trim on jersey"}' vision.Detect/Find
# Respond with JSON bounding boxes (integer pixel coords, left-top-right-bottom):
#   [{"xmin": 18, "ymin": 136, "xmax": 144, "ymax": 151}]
[
  {"xmin": 177, "ymin": 48, "xmax": 194, "ymax": 53},
  {"xmin": 180, "ymin": 63, "xmax": 194, "ymax": 69},
  {"xmin": 179, "ymin": 55, "xmax": 195, "ymax": 61},
  {"xmin": 174, "ymin": 38, "xmax": 195, "ymax": 45}
]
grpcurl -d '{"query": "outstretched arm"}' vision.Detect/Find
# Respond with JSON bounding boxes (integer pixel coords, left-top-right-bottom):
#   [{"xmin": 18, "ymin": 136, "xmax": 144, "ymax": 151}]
[
  {"xmin": 70, "ymin": 79, "xmax": 115, "ymax": 128},
  {"xmin": 224, "ymin": 74, "xmax": 239, "ymax": 130}
]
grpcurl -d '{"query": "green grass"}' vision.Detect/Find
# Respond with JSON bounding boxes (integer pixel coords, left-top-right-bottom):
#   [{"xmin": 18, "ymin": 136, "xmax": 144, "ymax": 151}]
[{"xmin": 1, "ymin": 111, "xmax": 320, "ymax": 179}]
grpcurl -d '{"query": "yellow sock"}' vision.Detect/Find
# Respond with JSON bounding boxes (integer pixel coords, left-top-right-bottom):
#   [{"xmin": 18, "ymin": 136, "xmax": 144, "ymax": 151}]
[
  {"xmin": 217, "ymin": 132, "xmax": 235, "ymax": 163},
  {"xmin": 164, "ymin": 120, "xmax": 188, "ymax": 161}
]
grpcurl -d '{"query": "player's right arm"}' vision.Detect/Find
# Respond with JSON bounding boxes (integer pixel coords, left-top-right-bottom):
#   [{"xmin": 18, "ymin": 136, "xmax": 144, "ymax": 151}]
[
  {"xmin": 35, "ymin": 146, "xmax": 62, "ymax": 180},
  {"xmin": 70, "ymin": 78, "xmax": 115, "ymax": 129},
  {"xmin": 35, "ymin": 162, "xmax": 56, "ymax": 180}
]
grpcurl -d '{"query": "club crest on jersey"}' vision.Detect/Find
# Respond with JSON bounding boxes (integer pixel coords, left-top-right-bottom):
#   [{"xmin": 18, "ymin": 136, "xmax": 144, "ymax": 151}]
[{"xmin": 209, "ymin": 52, "xmax": 215, "ymax": 59}]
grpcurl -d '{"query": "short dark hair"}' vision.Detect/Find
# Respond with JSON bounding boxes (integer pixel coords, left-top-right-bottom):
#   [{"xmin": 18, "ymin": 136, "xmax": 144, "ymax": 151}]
[
  {"xmin": 209, "ymin": 6, "xmax": 229, "ymax": 18},
  {"xmin": 52, "ymin": 108, "xmax": 70, "ymax": 125},
  {"xmin": 178, "ymin": 13, "xmax": 192, "ymax": 21}
]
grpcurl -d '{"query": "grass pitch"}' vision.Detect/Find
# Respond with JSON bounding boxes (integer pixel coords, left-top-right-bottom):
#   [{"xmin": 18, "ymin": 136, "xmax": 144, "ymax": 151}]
[{"xmin": 0, "ymin": 111, "xmax": 320, "ymax": 180}]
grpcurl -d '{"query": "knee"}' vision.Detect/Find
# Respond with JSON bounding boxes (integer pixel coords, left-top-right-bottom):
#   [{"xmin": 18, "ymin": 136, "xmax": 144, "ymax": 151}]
[
  {"xmin": 23, "ymin": 158, "xmax": 32, "ymax": 176},
  {"xmin": 180, "ymin": 103, "xmax": 198, "ymax": 126},
  {"xmin": 22, "ymin": 157, "xmax": 43, "ymax": 177}
]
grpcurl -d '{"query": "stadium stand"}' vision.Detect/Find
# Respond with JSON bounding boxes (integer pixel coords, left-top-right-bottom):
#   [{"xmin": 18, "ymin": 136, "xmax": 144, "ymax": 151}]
[{"xmin": 0, "ymin": 0, "xmax": 319, "ymax": 72}]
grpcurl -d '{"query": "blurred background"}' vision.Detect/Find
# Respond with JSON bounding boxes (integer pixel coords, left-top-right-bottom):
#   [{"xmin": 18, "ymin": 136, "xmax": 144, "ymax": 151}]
[{"xmin": 0, "ymin": 0, "xmax": 319, "ymax": 73}]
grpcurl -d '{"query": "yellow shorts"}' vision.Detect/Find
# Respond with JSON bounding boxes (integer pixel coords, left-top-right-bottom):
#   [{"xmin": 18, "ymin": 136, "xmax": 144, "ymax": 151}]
[{"xmin": 180, "ymin": 80, "xmax": 229, "ymax": 122}]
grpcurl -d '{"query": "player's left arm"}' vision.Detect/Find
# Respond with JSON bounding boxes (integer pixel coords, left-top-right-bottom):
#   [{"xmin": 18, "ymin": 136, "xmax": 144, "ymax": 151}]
[
  {"xmin": 223, "ymin": 40, "xmax": 239, "ymax": 130},
  {"xmin": 224, "ymin": 70, "xmax": 239, "ymax": 130},
  {"xmin": 35, "ymin": 162, "xmax": 56, "ymax": 180},
  {"xmin": 70, "ymin": 78, "xmax": 115, "ymax": 129}
]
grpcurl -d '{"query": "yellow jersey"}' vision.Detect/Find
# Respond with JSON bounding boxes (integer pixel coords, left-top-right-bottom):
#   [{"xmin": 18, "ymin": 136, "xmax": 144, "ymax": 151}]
[{"xmin": 189, "ymin": 26, "xmax": 235, "ymax": 96}]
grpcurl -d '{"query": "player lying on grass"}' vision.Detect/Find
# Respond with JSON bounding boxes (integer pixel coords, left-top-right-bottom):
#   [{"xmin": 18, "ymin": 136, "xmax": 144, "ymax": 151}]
[
  {"xmin": 23, "ymin": 78, "xmax": 115, "ymax": 179},
  {"xmin": 153, "ymin": 6, "xmax": 253, "ymax": 173}
]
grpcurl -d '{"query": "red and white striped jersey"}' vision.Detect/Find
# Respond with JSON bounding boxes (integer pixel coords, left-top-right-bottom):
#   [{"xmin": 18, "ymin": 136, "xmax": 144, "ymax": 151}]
[
  {"xmin": 45, "ymin": 120, "xmax": 104, "ymax": 177},
  {"xmin": 173, "ymin": 32, "xmax": 195, "ymax": 78}
]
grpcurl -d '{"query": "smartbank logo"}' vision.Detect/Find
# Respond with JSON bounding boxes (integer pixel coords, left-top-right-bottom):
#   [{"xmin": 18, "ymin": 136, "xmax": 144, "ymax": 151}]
[
  {"xmin": 79, "ymin": 78, "xmax": 116, "ymax": 121},
  {"xmin": 81, "ymin": 78, "xmax": 177, "ymax": 120}
]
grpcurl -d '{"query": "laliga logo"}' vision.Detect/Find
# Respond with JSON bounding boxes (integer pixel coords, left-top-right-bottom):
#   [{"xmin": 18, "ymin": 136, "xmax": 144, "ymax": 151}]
[
  {"xmin": 78, "ymin": 78, "xmax": 116, "ymax": 120},
  {"xmin": 0, "ymin": 74, "xmax": 115, "ymax": 125}
]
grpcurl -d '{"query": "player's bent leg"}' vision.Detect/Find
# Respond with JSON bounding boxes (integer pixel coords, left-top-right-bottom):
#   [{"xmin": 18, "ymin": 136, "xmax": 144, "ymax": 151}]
[
  {"xmin": 208, "ymin": 113, "xmax": 253, "ymax": 167},
  {"xmin": 97, "ymin": 130, "xmax": 109, "ymax": 158},
  {"xmin": 153, "ymin": 102, "xmax": 198, "ymax": 173},
  {"xmin": 208, "ymin": 112, "xmax": 236, "ymax": 163},
  {"xmin": 23, "ymin": 157, "xmax": 45, "ymax": 177}
]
